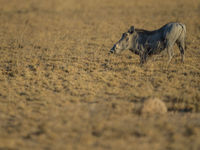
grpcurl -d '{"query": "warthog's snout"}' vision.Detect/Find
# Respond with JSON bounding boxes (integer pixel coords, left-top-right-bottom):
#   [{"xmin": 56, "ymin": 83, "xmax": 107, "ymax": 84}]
[{"xmin": 108, "ymin": 45, "xmax": 116, "ymax": 54}]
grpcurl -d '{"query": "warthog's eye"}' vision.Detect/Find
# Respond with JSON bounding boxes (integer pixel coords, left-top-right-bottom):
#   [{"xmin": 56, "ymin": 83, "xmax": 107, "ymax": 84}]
[{"xmin": 122, "ymin": 33, "xmax": 127, "ymax": 37}]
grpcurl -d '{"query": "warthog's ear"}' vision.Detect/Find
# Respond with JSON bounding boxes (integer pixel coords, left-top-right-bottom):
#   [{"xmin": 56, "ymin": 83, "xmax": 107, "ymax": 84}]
[{"xmin": 128, "ymin": 26, "xmax": 135, "ymax": 34}]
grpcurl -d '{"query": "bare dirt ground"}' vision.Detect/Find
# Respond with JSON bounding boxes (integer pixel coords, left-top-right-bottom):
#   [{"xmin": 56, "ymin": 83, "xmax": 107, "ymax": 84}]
[{"xmin": 0, "ymin": 0, "xmax": 200, "ymax": 149}]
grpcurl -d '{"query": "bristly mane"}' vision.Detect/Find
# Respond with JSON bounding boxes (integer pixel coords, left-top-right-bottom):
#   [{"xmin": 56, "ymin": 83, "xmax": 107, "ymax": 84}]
[
  {"xmin": 135, "ymin": 28, "xmax": 156, "ymax": 35},
  {"xmin": 135, "ymin": 23, "xmax": 171, "ymax": 35}
]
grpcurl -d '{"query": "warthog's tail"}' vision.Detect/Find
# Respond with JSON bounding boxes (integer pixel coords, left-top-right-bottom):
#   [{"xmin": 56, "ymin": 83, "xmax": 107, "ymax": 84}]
[{"xmin": 185, "ymin": 40, "xmax": 187, "ymax": 51}]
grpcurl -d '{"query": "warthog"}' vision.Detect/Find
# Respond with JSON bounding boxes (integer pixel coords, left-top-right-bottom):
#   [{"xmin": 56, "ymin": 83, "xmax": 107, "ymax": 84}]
[{"xmin": 109, "ymin": 22, "xmax": 186, "ymax": 64}]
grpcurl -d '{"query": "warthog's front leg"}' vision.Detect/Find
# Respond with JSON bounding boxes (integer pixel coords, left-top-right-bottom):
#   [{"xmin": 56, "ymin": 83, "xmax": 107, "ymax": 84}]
[{"xmin": 139, "ymin": 52, "xmax": 147, "ymax": 65}]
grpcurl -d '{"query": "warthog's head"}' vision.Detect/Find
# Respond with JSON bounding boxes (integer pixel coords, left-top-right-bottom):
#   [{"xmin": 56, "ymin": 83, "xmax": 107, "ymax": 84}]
[{"xmin": 109, "ymin": 26, "xmax": 135, "ymax": 54}]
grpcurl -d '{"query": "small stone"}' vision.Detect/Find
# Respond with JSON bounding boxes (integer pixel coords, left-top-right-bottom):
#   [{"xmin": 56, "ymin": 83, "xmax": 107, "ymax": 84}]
[{"xmin": 141, "ymin": 98, "xmax": 167, "ymax": 115}]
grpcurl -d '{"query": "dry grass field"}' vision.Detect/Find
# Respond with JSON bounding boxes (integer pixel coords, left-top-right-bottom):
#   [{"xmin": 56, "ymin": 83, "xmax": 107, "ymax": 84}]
[{"xmin": 0, "ymin": 0, "xmax": 200, "ymax": 149}]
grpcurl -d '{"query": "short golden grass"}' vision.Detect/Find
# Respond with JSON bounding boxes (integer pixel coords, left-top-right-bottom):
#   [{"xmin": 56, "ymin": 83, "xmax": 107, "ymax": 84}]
[{"xmin": 0, "ymin": 0, "xmax": 200, "ymax": 149}]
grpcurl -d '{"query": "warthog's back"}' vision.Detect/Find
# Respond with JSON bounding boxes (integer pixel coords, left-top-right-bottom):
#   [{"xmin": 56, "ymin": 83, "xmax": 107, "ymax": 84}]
[{"xmin": 135, "ymin": 23, "xmax": 186, "ymax": 54}]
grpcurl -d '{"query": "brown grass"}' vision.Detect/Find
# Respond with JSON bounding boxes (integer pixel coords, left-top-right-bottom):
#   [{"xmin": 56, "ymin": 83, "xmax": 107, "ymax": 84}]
[{"xmin": 0, "ymin": 0, "xmax": 200, "ymax": 149}]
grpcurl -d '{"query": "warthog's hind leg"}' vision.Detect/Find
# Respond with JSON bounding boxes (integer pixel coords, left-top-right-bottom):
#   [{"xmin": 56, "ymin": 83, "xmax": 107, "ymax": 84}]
[
  {"xmin": 176, "ymin": 40, "xmax": 185, "ymax": 63},
  {"xmin": 167, "ymin": 46, "xmax": 174, "ymax": 65}
]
